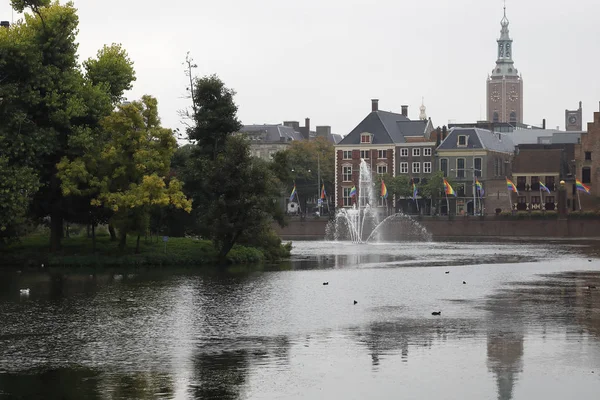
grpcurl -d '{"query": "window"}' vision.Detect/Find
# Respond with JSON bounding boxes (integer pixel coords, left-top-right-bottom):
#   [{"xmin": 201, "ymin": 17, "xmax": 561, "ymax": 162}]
[
  {"xmin": 378, "ymin": 195, "xmax": 386, "ymax": 207},
  {"xmin": 582, "ymin": 167, "xmax": 591, "ymax": 184},
  {"xmin": 545, "ymin": 176, "xmax": 555, "ymax": 192},
  {"xmin": 516, "ymin": 176, "xmax": 526, "ymax": 191},
  {"xmin": 342, "ymin": 150, "xmax": 352, "ymax": 160},
  {"xmin": 377, "ymin": 149, "xmax": 387, "ymax": 159},
  {"xmin": 400, "ymin": 148, "xmax": 408, "ymax": 157},
  {"xmin": 400, "ymin": 162, "xmax": 408, "ymax": 174},
  {"xmin": 517, "ymin": 196, "xmax": 527, "ymax": 211},
  {"xmin": 361, "ymin": 133, "xmax": 372, "ymax": 143},
  {"xmin": 342, "ymin": 165, "xmax": 352, "ymax": 181},
  {"xmin": 343, "ymin": 187, "xmax": 353, "ymax": 207},
  {"xmin": 412, "ymin": 177, "xmax": 420, "ymax": 184},
  {"xmin": 413, "ymin": 148, "xmax": 421, "ymax": 157},
  {"xmin": 510, "ymin": 111, "xmax": 517, "ymax": 123},
  {"xmin": 474, "ymin": 158, "xmax": 482, "ymax": 177},
  {"xmin": 423, "ymin": 162, "xmax": 431, "ymax": 173},
  {"xmin": 377, "ymin": 164, "xmax": 387, "ymax": 175},
  {"xmin": 412, "ymin": 162, "xmax": 420, "ymax": 174},
  {"xmin": 531, "ymin": 196, "xmax": 541, "ymax": 204},
  {"xmin": 456, "ymin": 158, "xmax": 465, "ymax": 178},
  {"xmin": 493, "ymin": 112, "xmax": 499, "ymax": 122},
  {"xmin": 458, "ymin": 135, "xmax": 467, "ymax": 147},
  {"xmin": 585, "ymin": 151, "xmax": 592, "ymax": 161},
  {"xmin": 440, "ymin": 159, "xmax": 448, "ymax": 177},
  {"xmin": 531, "ymin": 176, "xmax": 540, "ymax": 191},
  {"xmin": 423, "ymin": 148, "xmax": 432, "ymax": 156},
  {"xmin": 360, "ymin": 150, "xmax": 370, "ymax": 159}
]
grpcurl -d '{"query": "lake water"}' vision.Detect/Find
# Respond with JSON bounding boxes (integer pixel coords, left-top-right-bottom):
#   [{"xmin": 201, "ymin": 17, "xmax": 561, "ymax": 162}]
[{"xmin": 1, "ymin": 239, "xmax": 600, "ymax": 399}]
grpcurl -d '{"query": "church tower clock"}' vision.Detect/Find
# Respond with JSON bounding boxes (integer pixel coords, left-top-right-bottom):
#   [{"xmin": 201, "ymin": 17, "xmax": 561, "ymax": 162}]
[{"xmin": 486, "ymin": 5, "xmax": 523, "ymax": 124}]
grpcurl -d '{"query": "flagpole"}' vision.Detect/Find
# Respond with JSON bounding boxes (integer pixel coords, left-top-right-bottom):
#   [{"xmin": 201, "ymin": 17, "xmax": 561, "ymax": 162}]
[
  {"xmin": 539, "ymin": 178, "xmax": 543, "ymax": 211},
  {"xmin": 506, "ymin": 177, "xmax": 512, "ymax": 212},
  {"xmin": 577, "ymin": 187, "xmax": 582, "ymax": 211}
]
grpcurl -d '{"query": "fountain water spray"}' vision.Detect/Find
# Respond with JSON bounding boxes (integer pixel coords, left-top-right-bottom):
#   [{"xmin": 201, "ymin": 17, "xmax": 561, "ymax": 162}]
[{"xmin": 325, "ymin": 159, "xmax": 432, "ymax": 243}]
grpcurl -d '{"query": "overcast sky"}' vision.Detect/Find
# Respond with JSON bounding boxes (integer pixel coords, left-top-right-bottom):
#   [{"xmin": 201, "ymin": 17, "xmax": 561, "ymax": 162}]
[{"xmin": 2, "ymin": 0, "xmax": 599, "ymax": 136}]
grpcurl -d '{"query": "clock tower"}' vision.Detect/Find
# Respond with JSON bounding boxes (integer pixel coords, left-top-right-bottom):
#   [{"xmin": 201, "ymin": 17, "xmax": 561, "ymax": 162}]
[{"xmin": 486, "ymin": 5, "xmax": 523, "ymax": 124}]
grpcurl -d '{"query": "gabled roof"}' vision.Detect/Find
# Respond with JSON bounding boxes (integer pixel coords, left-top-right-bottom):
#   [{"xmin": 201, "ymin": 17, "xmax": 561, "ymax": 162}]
[
  {"xmin": 338, "ymin": 111, "xmax": 433, "ymax": 145},
  {"xmin": 438, "ymin": 128, "xmax": 515, "ymax": 153}
]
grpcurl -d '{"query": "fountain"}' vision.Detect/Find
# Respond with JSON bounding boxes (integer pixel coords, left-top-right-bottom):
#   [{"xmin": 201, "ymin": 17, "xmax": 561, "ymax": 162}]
[{"xmin": 326, "ymin": 159, "xmax": 432, "ymax": 243}]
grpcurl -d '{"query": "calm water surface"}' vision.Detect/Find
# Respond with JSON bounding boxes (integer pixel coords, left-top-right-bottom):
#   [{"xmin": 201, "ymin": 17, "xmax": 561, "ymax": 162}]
[{"xmin": 1, "ymin": 239, "xmax": 600, "ymax": 399}]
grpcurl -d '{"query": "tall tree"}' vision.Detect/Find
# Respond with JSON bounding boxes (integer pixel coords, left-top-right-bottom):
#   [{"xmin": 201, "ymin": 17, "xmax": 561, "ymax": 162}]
[
  {"xmin": 183, "ymin": 72, "xmax": 283, "ymax": 261},
  {"xmin": 0, "ymin": 1, "xmax": 136, "ymax": 250}
]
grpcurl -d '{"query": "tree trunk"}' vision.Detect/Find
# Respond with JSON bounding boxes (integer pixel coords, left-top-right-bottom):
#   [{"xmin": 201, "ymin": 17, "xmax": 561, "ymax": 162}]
[
  {"xmin": 92, "ymin": 224, "xmax": 96, "ymax": 253},
  {"xmin": 118, "ymin": 231, "xmax": 127, "ymax": 251},
  {"xmin": 49, "ymin": 170, "xmax": 64, "ymax": 252},
  {"xmin": 135, "ymin": 234, "xmax": 141, "ymax": 254},
  {"xmin": 109, "ymin": 224, "xmax": 117, "ymax": 241}
]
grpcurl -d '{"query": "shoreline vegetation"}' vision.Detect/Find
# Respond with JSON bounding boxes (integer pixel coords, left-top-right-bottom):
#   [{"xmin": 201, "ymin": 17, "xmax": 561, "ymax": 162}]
[{"xmin": 0, "ymin": 230, "xmax": 292, "ymax": 268}]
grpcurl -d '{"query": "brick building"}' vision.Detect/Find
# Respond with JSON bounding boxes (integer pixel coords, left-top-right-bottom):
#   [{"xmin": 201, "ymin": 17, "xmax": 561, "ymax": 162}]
[
  {"xmin": 574, "ymin": 104, "xmax": 600, "ymax": 210},
  {"xmin": 334, "ymin": 99, "xmax": 435, "ymax": 214}
]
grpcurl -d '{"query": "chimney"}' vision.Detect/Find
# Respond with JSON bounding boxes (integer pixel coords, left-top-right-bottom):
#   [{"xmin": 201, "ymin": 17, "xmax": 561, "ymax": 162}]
[
  {"xmin": 542, "ymin": 119, "xmax": 546, "ymax": 129},
  {"xmin": 316, "ymin": 126, "xmax": 331, "ymax": 138},
  {"xmin": 401, "ymin": 105, "xmax": 408, "ymax": 117},
  {"xmin": 305, "ymin": 117, "xmax": 310, "ymax": 133},
  {"xmin": 0, "ymin": 21, "xmax": 10, "ymax": 29},
  {"xmin": 371, "ymin": 99, "xmax": 379, "ymax": 112},
  {"xmin": 283, "ymin": 121, "xmax": 300, "ymax": 131}
]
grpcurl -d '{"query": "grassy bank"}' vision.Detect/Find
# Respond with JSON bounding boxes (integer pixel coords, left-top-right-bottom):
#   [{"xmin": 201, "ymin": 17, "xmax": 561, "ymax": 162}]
[{"xmin": 0, "ymin": 233, "xmax": 291, "ymax": 267}]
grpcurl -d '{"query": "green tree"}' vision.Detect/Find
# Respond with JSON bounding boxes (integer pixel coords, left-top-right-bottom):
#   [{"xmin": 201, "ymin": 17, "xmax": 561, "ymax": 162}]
[
  {"xmin": 57, "ymin": 96, "xmax": 191, "ymax": 253},
  {"xmin": 183, "ymin": 72, "xmax": 284, "ymax": 261},
  {"xmin": 421, "ymin": 172, "xmax": 455, "ymax": 215},
  {"xmin": 271, "ymin": 137, "xmax": 335, "ymax": 214},
  {"xmin": 83, "ymin": 43, "xmax": 136, "ymax": 104},
  {"xmin": 0, "ymin": 157, "xmax": 38, "ymax": 242},
  {"xmin": 0, "ymin": 1, "xmax": 135, "ymax": 250}
]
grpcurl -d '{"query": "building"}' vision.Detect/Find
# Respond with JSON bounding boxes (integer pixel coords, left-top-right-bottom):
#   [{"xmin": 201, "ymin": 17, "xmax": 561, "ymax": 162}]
[
  {"xmin": 1, "ymin": 21, "xmax": 9, "ymax": 29},
  {"xmin": 236, "ymin": 124, "xmax": 305, "ymax": 161},
  {"xmin": 574, "ymin": 103, "xmax": 600, "ymax": 209},
  {"xmin": 436, "ymin": 128, "xmax": 515, "ymax": 215},
  {"xmin": 283, "ymin": 118, "xmax": 342, "ymax": 144},
  {"xmin": 565, "ymin": 101, "xmax": 583, "ymax": 131},
  {"xmin": 334, "ymin": 99, "xmax": 435, "ymax": 213},
  {"xmin": 486, "ymin": 6, "xmax": 523, "ymax": 124},
  {"xmin": 511, "ymin": 147, "xmax": 574, "ymax": 212}
]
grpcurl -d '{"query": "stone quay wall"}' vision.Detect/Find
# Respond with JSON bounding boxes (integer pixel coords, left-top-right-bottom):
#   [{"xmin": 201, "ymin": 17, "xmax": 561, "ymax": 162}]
[{"xmin": 274, "ymin": 217, "xmax": 600, "ymax": 240}]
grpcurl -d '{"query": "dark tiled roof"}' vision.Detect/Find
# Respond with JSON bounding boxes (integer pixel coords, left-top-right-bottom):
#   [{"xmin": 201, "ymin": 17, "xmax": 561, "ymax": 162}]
[
  {"xmin": 438, "ymin": 128, "xmax": 515, "ymax": 153},
  {"xmin": 512, "ymin": 149, "xmax": 563, "ymax": 173},
  {"xmin": 239, "ymin": 124, "xmax": 304, "ymax": 142},
  {"xmin": 338, "ymin": 111, "xmax": 412, "ymax": 145}
]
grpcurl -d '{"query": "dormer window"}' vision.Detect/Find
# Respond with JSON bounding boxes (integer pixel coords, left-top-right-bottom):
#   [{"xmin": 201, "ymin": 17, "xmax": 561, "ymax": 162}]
[
  {"xmin": 457, "ymin": 135, "xmax": 467, "ymax": 147},
  {"xmin": 361, "ymin": 133, "xmax": 372, "ymax": 144}
]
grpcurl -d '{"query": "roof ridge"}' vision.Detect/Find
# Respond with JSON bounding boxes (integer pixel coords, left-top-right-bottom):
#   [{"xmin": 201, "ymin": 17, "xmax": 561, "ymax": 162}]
[{"xmin": 375, "ymin": 111, "xmax": 396, "ymax": 143}]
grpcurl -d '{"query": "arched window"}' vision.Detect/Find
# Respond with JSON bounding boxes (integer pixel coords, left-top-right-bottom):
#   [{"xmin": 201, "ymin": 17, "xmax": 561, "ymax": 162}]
[
  {"xmin": 509, "ymin": 111, "xmax": 517, "ymax": 123},
  {"xmin": 493, "ymin": 112, "xmax": 499, "ymax": 123}
]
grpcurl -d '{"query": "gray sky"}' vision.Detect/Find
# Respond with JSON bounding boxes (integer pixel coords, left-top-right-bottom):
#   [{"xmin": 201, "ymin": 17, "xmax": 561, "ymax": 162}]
[{"xmin": 2, "ymin": 0, "xmax": 599, "ymax": 136}]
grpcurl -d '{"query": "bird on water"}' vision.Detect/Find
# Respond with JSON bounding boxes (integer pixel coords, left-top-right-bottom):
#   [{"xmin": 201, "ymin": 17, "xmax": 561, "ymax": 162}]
[
  {"xmin": 431, "ymin": 311, "xmax": 441, "ymax": 316},
  {"xmin": 353, "ymin": 300, "xmax": 358, "ymax": 305},
  {"xmin": 323, "ymin": 282, "xmax": 329, "ymax": 285}
]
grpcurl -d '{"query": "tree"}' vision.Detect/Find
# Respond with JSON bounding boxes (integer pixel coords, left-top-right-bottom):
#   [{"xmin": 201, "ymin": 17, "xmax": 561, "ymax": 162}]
[
  {"xmin": 271, "ymin": 137, "xmax": 335, "ymax": 215},
  {"xmin": 183, "ymin": 72, "xmax": 284, "ymax": 261},
  {"xmin": 83, "ymin": 43, "xmax": 136, "ymax": 104},
  {"xmin": 57, "ymin": 96, "xmax": 191, "ymax": 253},
  {"xmin": 0, "ymin": 157, "xmax": 38, "ymax": 242},
  {"xmin": 0, "ymin": 1, "xmax": 135, "ymax": 250},
  {"xmin": 420, "ymin": 171, "xmax": 456, "ymax": 215},
  {"xmin": 187, "ymin": 74, "xmax": 242, "ymax": 160},
  {"xmin": 199, "ymin": 136, "xmax": 284, "ymax": 260}
]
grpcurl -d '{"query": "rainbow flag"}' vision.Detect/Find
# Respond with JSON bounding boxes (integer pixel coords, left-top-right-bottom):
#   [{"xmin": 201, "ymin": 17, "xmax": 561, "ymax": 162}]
[
  {"xmin": 576, "ymin": 179, "xmax": 591, "ymax": 194},
  {"xmin": 539, "ymin": 180, "xmax": 551, "ymax": 194},
  {"xmin": 289, "ymin": 185, "xmax": 297, "ymax": 201},
  {"xmin": 321, "ymin": 184, "xmax": 326, "ymax": 199},
  {"xmin": 443, "ymin": 178, "xmax": 456, "ymax": 196},
  {"xmin": 475, "ymin": 178, "xmax": 484, "ymax": 196},
  {"xmin": 349, "ymin": 186, "xmax": 357, "ymax": 198},
  {"xmin": 506, "ymin": 178, "xmax": 518, "ymax": 194},
  {"xmin": 381, "ymin": 180, "xmax": 388, "ymax": 199},
  {"xmin": 412, "ymin": 180, "xmax": 418, "ymax": 200}
]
